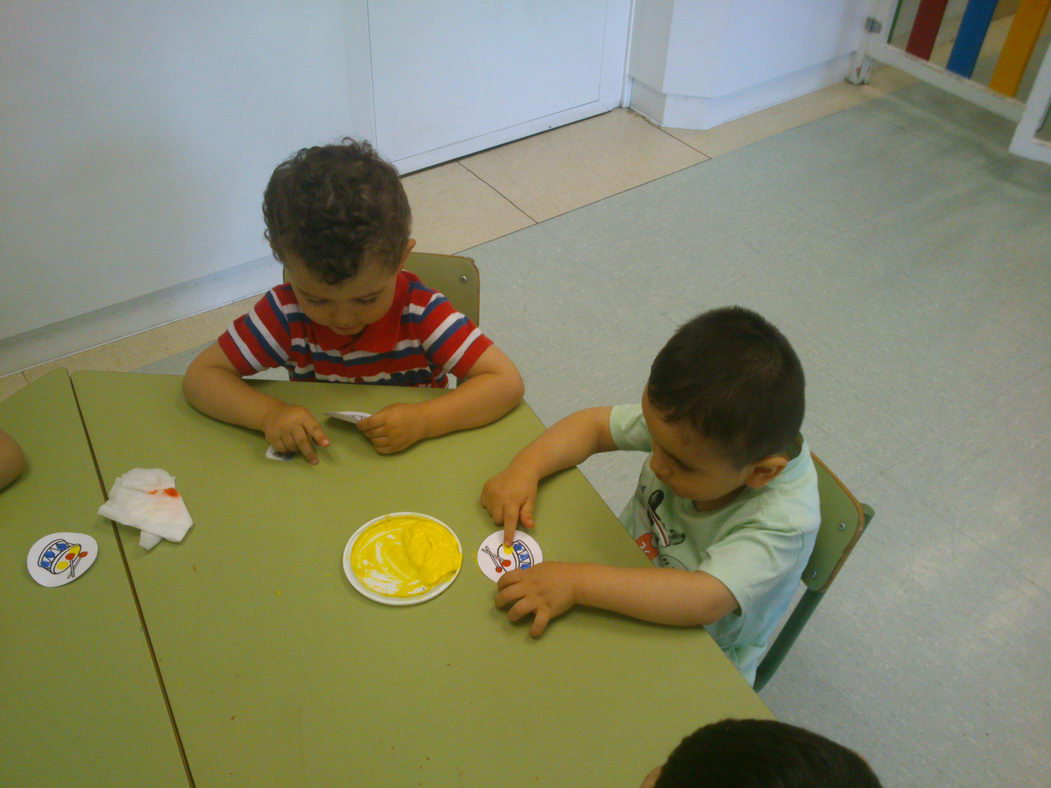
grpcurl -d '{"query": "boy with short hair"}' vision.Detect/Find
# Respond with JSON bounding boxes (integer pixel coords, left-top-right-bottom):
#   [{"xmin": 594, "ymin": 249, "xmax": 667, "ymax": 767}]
[
  {"xmin": 184, "ymin": 139, "xmax": 523, "ymax": 462},
  {"xmin": 641, "ymin": 718, "xmax": 882, "ymax": 787},
  {"xmin": 481, "ymin": 307, "xmax": 818, "ymax": 684}
]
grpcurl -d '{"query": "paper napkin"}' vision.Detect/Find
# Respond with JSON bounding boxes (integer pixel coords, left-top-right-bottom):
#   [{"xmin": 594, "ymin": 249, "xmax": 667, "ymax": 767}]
[{"xmin": 97, "ymin": 468, "xmax": 193, "ymax": 550}]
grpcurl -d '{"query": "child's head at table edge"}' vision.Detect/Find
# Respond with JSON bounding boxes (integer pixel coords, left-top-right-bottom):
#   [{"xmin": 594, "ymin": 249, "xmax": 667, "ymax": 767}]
[
  {"xmin": 643, "ymin": 306, "xmax": 805, "ymax": 510},
  {"xmin": 263, "ymin": 138, "xmax": 415, "ymax": 336},
  {"xmin": 641, "ymin": 718, "xmax": 882, "ymax": 787}
]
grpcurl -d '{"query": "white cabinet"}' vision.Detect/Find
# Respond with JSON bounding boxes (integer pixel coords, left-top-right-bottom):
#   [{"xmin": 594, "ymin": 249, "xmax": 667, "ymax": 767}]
[{"xmin": 628, "ymin": 0, "xmax": 868, "ymax": 130}]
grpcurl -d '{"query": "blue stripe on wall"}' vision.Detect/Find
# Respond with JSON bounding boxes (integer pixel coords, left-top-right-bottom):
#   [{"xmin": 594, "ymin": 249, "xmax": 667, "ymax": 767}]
[{"xmin": 946, "ymin": 0, "xmax": 998, "ymax": 78}]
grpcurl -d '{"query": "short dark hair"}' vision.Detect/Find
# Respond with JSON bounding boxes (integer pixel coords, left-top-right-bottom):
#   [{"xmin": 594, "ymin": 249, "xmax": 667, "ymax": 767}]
[
  {"xmin": 647, "ymin": 307, "xmax": 804, "ymax": 467},
  {"xmin": 656, "ymin": 719, "xmax": 881, "ymax": 788},
  {"xmin": 262, "ymin": 138, "xmax": 411, "ymax": 284}
]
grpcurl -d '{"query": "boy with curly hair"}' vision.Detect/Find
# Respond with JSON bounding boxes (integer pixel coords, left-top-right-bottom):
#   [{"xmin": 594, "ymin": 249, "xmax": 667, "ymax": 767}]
[{"xmin": 185, "ymin": 140, "xmax": 523, "ymax": 462}]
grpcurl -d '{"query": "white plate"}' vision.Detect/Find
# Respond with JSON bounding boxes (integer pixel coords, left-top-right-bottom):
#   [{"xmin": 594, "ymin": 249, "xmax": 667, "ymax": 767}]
[{"xmin": 342, "ymin": 512, "xmax": 461, "ymax": 606}]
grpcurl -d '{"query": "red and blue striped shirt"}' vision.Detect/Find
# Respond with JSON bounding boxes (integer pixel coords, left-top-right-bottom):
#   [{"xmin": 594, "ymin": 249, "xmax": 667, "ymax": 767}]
[{"xmin": 218, "ymin": 270, "xmax": 492, "ymax": 387}]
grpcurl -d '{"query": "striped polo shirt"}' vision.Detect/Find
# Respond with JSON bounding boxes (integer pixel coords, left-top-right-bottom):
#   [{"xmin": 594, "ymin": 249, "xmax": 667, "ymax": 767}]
[{"xmin": 218, "ymin": 270, "xmax": 492, "ymax": 387}]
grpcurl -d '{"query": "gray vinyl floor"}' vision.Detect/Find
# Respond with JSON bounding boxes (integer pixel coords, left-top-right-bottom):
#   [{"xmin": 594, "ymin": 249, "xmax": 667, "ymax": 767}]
[
  {"xmin": 140, "ymin": 80, "xmax": 1051, "ymax": 786},
  {"xmin": 467, "ymin": 83, "xmax": 1051, "ymax": 787}
]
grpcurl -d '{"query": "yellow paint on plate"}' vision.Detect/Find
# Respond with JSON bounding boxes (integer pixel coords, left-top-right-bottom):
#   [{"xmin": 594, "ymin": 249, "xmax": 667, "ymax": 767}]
[{"xmin": 350, "ymin": 515, "xmax": 461, "ymax": 598}]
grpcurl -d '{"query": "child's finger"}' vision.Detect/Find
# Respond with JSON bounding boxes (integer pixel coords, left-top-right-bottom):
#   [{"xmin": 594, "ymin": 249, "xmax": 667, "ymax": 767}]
[
  {"xmin": 495, "ymin": 568, "xmax": 521, "ymax": 592},
  {"xmin": 502, "ymin": 515, "xmax": 518, "ymax": 546},
  {"xmin": 529, "ymin": 609, "xmax": 551, "ymax": 638},
  {"xmin": 520, "ymin": 500, "xmax": 535, "ymax": 530},
  {"xmin": 485, "ymin": 499, "xmax": 501, "ymax": 525},
  {"xmin": 356, "ymin": 412, "xmax": 386, "ymax": 432},
  {"xmin": 292, "ymin": 427, "xmax": 319, "ymax": 464},
  {"xmin": 309, "ymin": 422, "xmax": 330, "ymax": 447},
  {"xmin": 506, "ymin": 595, "xmax": 537, "ymax": 623}
]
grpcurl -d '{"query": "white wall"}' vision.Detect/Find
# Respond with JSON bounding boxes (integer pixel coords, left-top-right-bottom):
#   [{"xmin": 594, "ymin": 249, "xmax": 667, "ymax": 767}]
[
  {"xmin": 629, "ymin": 0, "xmax": 869, "ymax": 129},
  {"xmin": 0, "ymin": 1, "xmax": 370, "ymax": 344},
  {"xmin": 0, "ymin": 1, "xmax": 629, "ymax": 374}
]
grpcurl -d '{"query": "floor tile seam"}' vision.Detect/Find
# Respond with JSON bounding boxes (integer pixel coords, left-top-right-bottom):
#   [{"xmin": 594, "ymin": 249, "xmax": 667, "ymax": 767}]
[
  {"xmin": 865, "ymin": 251, "xmax": 1051, "ymax": 329},
  {"xmin": 982, "ymin": 309, "xmax": 1051, "ymax": 357},
  {"xmin": 452, "ymin": 160, "xmax": 541, "ymax": 223},
  {"xmin": 693, "ymin": 263, "xmax": 757, "ymax": 299},
  {"xmin": 649, "ymin": 120, "xmax": 713, "ymax": 159},
  {"xmin": 623, "ymin": 107, "xmax": 716, "ymax": 158},
  {"xmin": 874, "ymin": 361, "xmax": 1051, "ymax": 478},
  {"xmin": 462, "ymin": 154, "xmax": 722, "ymax": 243},
  {"xmin": 900, "ymin": 479, "xmax": 1051, "ymax": 601},
  {"xmin": 1021, "ymin": 573, "xmax": 1051, "ymax": 602}
]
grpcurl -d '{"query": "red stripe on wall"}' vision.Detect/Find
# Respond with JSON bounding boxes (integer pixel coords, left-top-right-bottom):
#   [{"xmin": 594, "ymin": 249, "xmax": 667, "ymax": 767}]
[{"xmin": 906, "ymin": 0, "xmax": 952, "ymax": 60}]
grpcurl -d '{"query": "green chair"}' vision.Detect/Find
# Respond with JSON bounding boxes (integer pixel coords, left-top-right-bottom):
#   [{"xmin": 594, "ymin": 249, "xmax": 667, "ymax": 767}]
[
  {"xmin": 283, "ymin": 252, "xmax": 481, "ymax": 326},
  {"xmin": 403, "ymin": 252, "xmax": 481, "ymax": 326},
  {"xmin": 753, "ymin": 453, "xmax": 874, "ymax": 691}
]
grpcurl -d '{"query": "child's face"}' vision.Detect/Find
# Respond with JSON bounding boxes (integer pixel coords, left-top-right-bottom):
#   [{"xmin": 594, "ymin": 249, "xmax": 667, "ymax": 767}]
[
  {"xmin": 285, "ymin": 254, "xmax": 402, "ymax": 337},
  {"xmin": 641, "ymin": 389, "xmax": 764, "ymax": 511}
]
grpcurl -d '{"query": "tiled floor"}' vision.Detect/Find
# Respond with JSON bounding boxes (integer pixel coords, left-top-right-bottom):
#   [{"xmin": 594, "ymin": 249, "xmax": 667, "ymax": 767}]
[{"xmin": 4, "ymin": 49, "xmax": 1051, "ymax": 788}]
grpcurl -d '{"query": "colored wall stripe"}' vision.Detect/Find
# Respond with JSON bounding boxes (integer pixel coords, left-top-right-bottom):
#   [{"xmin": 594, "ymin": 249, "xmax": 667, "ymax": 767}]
[
  {"xmin": 889, "ymin": 0, "xmax": 906, "ymax": 41},
  {"xmin": 946, "ymin": 0, "xmax": 999, "ymax": 78},
  {"xmin": 989, "ymin": 0, "xmax": 1051, "ymax": 96},
  {"xmin": 906, "ymin": 0, "xmax": 952, "ymax": 60}
]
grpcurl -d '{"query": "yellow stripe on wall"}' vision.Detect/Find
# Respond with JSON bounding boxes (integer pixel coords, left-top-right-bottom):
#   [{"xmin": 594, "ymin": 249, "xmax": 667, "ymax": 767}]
[{"xmin": 989, "ymin": 0, "xmax": 1051, "ymax": 96}]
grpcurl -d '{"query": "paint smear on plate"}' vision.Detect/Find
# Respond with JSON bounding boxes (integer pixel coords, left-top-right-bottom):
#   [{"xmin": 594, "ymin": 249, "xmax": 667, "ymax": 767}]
[{"xmin": 350, "ymin": 515, "xmax": 461, "ymax": 597}]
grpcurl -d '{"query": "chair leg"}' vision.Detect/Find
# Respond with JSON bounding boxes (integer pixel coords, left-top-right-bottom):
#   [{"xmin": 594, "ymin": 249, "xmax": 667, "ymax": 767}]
[{"xmin": 753, "ymin": 590, "xmax": 824, "ymax": 692}]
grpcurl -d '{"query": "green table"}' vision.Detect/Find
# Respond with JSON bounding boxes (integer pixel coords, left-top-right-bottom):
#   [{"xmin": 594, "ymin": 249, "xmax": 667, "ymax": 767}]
[
  {"xmin": 72, "ymin": 370, "xmax": 771, "ymax": 786},
  {"xmin": 0, "ymin": 370, "xmax": 187, "ymax": 786}
]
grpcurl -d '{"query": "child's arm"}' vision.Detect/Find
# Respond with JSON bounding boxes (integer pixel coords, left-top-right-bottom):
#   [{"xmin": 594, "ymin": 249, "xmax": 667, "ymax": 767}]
[
  {"xmin": 356, "ymin": 345, "xmax": 524, "ymax": 454},
  {"xmin": 0, "ymin": 428, "xmax": 26, "ymax": 491},
  {"xmin": 496, "ymin": 562, "xmax": 739, "ymax": 637},
  {"xmin": 183, "ymin": 343, "xmax": 330, "ymax": 464},
  {"xmin": 481, "ymin": 406, "xmax": 617, "ymax": 543}
]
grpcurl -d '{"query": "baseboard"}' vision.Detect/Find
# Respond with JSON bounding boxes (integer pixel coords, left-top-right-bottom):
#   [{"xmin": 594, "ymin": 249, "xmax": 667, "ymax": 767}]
[
  {"xmin": 0, "ymin": 255, "xmax": 282, "ymax": 376},
  {"xmin": 630, "ymin": 54, "xmax": 854, "ymax": 131}
]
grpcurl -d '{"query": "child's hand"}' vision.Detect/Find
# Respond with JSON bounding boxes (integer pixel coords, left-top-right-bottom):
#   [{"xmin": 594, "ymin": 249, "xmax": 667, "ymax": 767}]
[
  {"xmin": 260, "ymin": 403, "xmax": 329, "ymax": 464},
  {"xmin": 480, "ymin": 467, "xmax": 539, "ymax": 545},
  {"xmin": 496, "ymin": 562, "xmax": 577, "ymax": 637},
  {"xmin": 357, "ymin": 403, "xmax": 427, "ymax": 454}
]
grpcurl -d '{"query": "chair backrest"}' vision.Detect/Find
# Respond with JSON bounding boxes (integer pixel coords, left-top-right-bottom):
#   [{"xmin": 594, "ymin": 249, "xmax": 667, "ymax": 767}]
[
  {"xmin": 804, "ymin": 453, "xmax": 869, "ymax": 593},
  {"xmin": 752, "ymin": 452, "xmax": 872, "ymax": 691},
  {"xmin": 404, "ymin": 252, "xmax": 481, "ymax": 326},
  {"xmin": 281, "ymin": 252, "xmax": 482, "ymax": 326}
]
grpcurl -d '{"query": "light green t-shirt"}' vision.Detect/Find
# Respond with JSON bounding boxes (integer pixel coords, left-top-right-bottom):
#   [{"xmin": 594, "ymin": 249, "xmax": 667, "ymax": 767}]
[{"xmin": 609, "ymin": 404, "xmax": 820, "ymax": 685}]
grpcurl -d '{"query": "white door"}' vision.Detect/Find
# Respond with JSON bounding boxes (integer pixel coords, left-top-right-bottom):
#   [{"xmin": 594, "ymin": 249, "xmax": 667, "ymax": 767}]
[{"xmin": 367, "ymin": 0, "xmax": 631, "ymax": 172}]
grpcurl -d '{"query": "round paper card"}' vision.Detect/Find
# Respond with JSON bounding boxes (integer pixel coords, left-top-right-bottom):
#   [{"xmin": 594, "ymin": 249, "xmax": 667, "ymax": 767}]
[
  {"xmin": 343, "ymin": 512, "xmax": 462, "ymax": 606},
  {"xmin": 27, "ymin": 532, "xmax": 99, "ymax": 587},
  {"xmin": 476, "ymin": 530, "xmax": 543, "ymax": 582}
]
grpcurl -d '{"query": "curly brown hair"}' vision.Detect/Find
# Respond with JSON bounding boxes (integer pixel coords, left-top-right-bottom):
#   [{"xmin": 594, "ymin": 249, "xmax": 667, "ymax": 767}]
[{"xmin": 262, "ymin": 138, "xmax": 412, "ymax": 284}]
